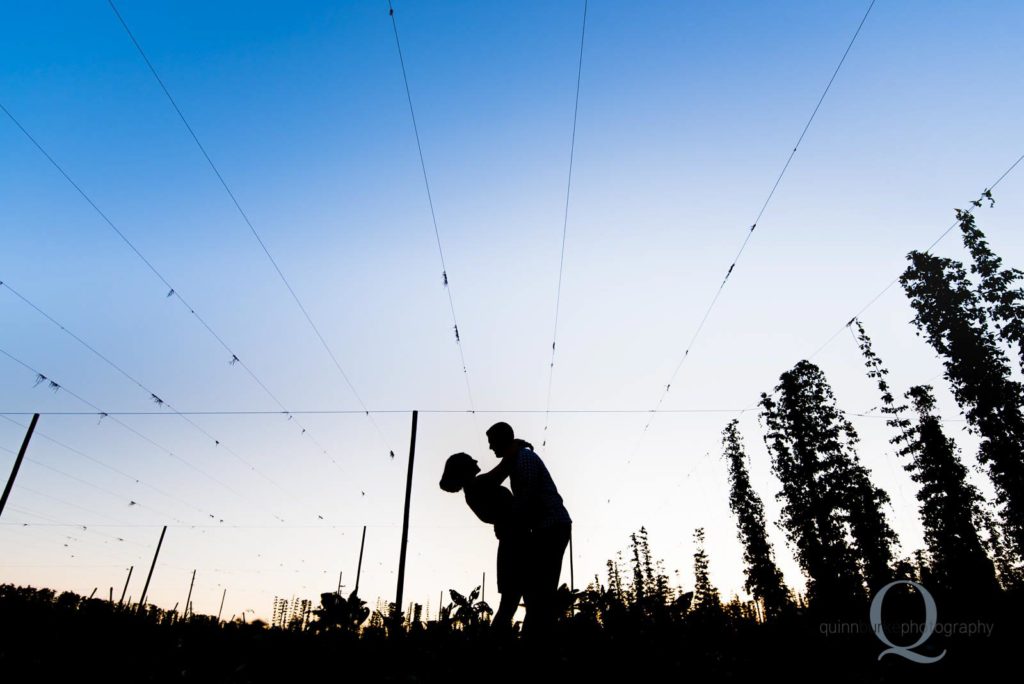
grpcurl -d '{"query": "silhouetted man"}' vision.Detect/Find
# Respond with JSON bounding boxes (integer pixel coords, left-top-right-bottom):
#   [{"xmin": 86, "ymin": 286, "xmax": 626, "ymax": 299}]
[{"xmin": 479, "ymin": 421, "xmax": 571, "ymax": 635}]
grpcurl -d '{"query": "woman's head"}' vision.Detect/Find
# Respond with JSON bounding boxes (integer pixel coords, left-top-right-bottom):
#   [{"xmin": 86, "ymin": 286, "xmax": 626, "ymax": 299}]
[{"xmin": 439, "ymin": 452, "xmax": 480, "ymax": 493}]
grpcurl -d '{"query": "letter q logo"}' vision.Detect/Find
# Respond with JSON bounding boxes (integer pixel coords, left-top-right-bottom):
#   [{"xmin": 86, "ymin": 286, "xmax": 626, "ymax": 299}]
[{"xmin": 869, "ymin": 580, "xmax": 946, "ymax": 664}]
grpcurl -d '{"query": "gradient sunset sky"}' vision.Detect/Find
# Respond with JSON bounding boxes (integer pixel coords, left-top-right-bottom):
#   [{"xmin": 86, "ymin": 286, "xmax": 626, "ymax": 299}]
[{"xmin": 2, "ymin": 0, "xmax": 1023, "ymax": 622}]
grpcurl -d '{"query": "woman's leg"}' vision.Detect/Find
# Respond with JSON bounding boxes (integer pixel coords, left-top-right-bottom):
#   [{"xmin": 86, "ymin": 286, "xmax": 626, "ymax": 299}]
[
  {"xmin": 495, "ymin": 533, "xmax": 527, "ymax": 631},
  {"xmin": 492, "ymin": 591, "xmax": 521, "ymax": 630}
]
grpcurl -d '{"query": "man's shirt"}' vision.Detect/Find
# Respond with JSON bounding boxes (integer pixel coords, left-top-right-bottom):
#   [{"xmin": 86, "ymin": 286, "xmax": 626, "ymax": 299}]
[{"xmin": 509, "ymin": 445, "xmax": 572, "ymax": 529}]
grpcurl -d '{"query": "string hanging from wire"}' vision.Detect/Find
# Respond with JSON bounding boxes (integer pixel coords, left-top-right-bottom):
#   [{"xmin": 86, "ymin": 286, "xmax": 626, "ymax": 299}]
[
  {"xmin": 0, "ymin": 518, "xmax": 146, "ymax": 568},
  {"xmin": 0, "ymin": 279, "xmax": 328, "ymax": 523},
  {"xmin": 543, "ymin": 0, "xmax": 589, "ymax": 449},
  {"xmin": 386, "ymin": 0, "xmax": 479, "ymax": 420},
  {"xmin": 808, "ymin": 153, "xmax": 1024, "ymax": 361},
  {"xmin": 3, "ymin": 504, "xmax": 155, "ymax": 553},
  {"xmin": 0, "ymin": 345, "xmax": 280, "ymax": 525},
  {"xmin": 604, "ymin": 149, "xmax": 1023, "ymax": 518},
  {"xmin": 0, "ymin": 103, "xmax": 373, "ymax": 502},
  {"xmin": 22, "ymin": 456, "xmax": 185, "ymax": 525},
  {"xmin": 633, "ymin": 0, "xmax": 877, "ymax": 448},
  {"xmin": 0, "ymin": 407, "xmax": 762, "ymax": 416},
  {"xmin": 105, "ymin": 0, "xmax": 395, "ymax": 462},
  {"xmin": 14, "ymin": 483, "xmax": 135, "ymax": 527},
  {"xmin": 639, "ymin": 167, "xmax": 1023, "ymax": 514},
  {"xmin": 1, "ymin": 413, "xmax": 208, "ymax": 524},
  {"xmin": 603, "ymin": 0, "xmax": 878, "ymax": 504},
  {"xmin": 0, "ymin": 405, "xmax": 971, "ymax": 423}
]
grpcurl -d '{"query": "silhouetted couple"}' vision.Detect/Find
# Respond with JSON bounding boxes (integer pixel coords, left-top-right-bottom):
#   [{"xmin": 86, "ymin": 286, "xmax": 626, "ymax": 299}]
[{"xmin": 440, "ymin": 422, "xmax": 572, "ymax": 636}]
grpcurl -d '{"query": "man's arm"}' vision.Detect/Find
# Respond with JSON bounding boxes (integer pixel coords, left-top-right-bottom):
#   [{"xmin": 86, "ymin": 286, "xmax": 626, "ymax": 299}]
[{"xmin": 476, "ymin": 455, "xmax": 513, "ymax": 488}]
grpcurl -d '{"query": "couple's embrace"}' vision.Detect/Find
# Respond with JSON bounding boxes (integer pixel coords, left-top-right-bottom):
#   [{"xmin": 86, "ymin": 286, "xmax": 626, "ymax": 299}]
[{"xmin": 439, "ymin": 422, "xmax": 572, "ymax": 635}]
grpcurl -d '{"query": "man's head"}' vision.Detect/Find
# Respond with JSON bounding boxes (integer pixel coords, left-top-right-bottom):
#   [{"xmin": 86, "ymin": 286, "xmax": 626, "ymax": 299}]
[{"xmin": 486, "ymin": 422, "xmax": 517, "ymax": 459}]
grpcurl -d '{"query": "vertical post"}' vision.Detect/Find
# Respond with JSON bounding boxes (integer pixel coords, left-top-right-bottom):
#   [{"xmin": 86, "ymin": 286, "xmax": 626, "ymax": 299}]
[
  {"xmin": 569, "ymin": 530, "xmax": 575, "ymax": 591},
  {"xmin": 354, "ymin": 524, "xmax": 367, "ymax": 596},
  {"xmin": 394, "ymin": 410, "xmax": 418, "ymax": 626},
  {"xmin": 137, "ymin": 525, "xmax": 167, "ymax": 614},
  {"xmin": 109, "ymin": 587, "xmax": 113, "ymax": 603},
  {"xmin": 184, "ymin": 569, "xmax": 196, "ymax": 619},
  {"xmin": 481, "ymin": 572, "xmax": 485, "ymax": 603},
  {"xmin": 337, "ymin": 570, "xmax": 343, "ymax": 595},
  {"xmin": 119, "ymin": 566, "xmax": 134, "ymax": 605},
  {"xmin": 0, "ymin": 413, "xmax": 39, "ymax": 519},
  {"xmin": 217, "ymin": 588, "xmax": 227, "ymax": 622}
]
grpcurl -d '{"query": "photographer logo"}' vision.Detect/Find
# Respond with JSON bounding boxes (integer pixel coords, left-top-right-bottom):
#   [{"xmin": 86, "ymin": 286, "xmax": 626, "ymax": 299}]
[{"xmin": 869, "ymin": 580, "xmax": 946, "ymax": 664}]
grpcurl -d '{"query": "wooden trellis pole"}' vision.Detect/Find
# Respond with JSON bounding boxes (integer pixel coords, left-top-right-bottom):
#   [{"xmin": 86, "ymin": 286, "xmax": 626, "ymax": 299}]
[
  {"xmin": 394, "ymin": 411, "xmax": 418, "ymax": 625},
  {"xmin": 119, "ymin": 566, "xmax": 133, "ymax": 605},
  {"xmin": 355, "ymin": 525, "xmax": 367, "ymax": 596},
  {"xmin": 569, "ymin": 531, "xmax": 575, "ymax": 591},
  {"xmin": 137, "ymin": 526, "xmax": 167, "ymax": 614},
  {"xmin": 184, "ymin": 569, "xmax": 196, "ymax": 618},
  {"xmin": 0, "ymin": 413, "xmax": 39, "ymax": 519}
]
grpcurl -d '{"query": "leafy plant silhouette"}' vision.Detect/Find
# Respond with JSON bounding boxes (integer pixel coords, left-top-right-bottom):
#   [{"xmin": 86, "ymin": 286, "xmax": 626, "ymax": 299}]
[
  {"xmin": 447, "ymin": 586, "xmax": 491, "ymax": 630},
  {"xmin": 311, "ymin": 591, "xmax": 369, "ymax": 634}
]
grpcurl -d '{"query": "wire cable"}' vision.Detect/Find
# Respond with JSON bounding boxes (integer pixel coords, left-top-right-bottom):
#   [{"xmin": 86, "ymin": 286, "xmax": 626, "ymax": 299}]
[
  {"xmin": 639, "ymin": 164, "xmax": 1023, "ymax": 519},
  {"xmin": 4, "ymin": 505, "xmax": 153, "ymax": 552},
  {"xmin": 105, "ymin": 0, "xmax": 395, "ymax": 461},
  {"xmin": 0, "ymin": 407, "xmax": 758, "ymax": 416},
  {"xmin": 1, "ymin": 413, "xmax": 205, "ymax": 523},
  {"xmin": 636, "ymin": 0, "xmax": 877, "ymax": 441},
  {"xmin": 24, "ymin": 457, "xmax": 185, "ymax": 524},
  {"xmin": 0, "ymin": 279, "xmax": 326, "ymax": 522},
  {"xmin": 0, "ymin": 345, "xmax": 275, "ymax": 523},
  {"xmin": 0, "ymin": 102, "xmax": 368, "ymax": 495},
  {"xmin": 386, "ymin": 0, "xmax": 479, "ymax": 418},
  {"xmin": 808, "ymin": 152, "xmax": 1024, "ymax": 361},
  {"xmin": 543, "ymin": 0, "xmax": 589, "ymax": 448}
]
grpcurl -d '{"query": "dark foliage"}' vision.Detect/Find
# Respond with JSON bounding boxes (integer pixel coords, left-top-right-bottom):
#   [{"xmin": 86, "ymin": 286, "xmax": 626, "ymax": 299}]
[
  {"xmin": 900, "ymin": 248, "xmax": 1024, "ymax": 557},
  {"xmin": 691, "ymin": 527, "xmax": 722, "ymax": 617},
  {"xmin": 957, "ymin": 208, "xmax": 1024, "ymax": 371},
  {"xmin": 902, "ymin": 385, "xmax": 999, "ymax": 599},
  {"xmin": 3, "ymin": 577, "xmax": 1022, "ymax": 682},
  {"xmin": 722, "ymin": 420, "xmax": 791, "ymax": 619},
  {"xmin": 853, "ymin": 320, "xmax": 1001, "ymax": 597},
  {"xmin": 760, "ymin": 361, "xmax": 897, "ymax": 610},
  {"xmin": 311, "ymin": 591, "xmax": 369, "ymax": 634}
]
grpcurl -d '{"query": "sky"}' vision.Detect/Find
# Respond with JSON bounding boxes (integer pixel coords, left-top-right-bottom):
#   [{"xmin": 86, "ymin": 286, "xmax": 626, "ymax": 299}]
[{"xmin": 1, "ymin": 0, "xmax": 1023, "ymax": 623}]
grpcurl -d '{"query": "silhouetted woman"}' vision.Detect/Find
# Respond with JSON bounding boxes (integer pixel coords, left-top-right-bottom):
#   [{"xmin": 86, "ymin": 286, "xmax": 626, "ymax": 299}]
[{"xmin": 440, "ymin": 452, "xmax": 528, "ymax": 630}]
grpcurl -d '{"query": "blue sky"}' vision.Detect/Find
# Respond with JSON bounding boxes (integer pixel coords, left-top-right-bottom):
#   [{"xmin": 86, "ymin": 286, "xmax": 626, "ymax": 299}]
[{"xmin": 2, "ymin": 0, "xmax": 1023, "ymax": 621}]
